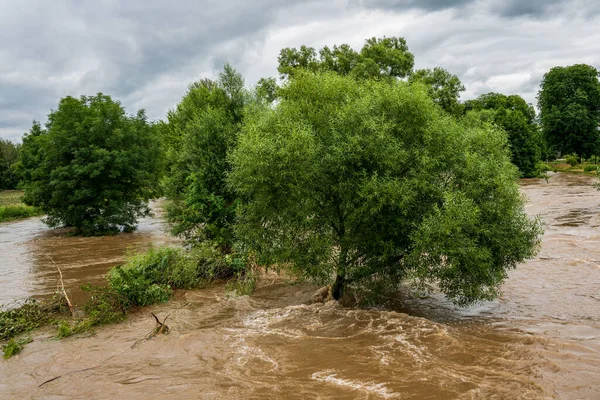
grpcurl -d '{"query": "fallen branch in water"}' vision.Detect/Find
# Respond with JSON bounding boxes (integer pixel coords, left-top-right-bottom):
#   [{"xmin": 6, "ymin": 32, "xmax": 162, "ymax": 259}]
[
  {"xmin": 41, "ymin": 252, "xmax": 74, "ymax": 317},
  {"xmin": 132, "ymin": 302, "xmax": 191, "ymax": 347},
  {"xmin": 38, "ymin": 354, "xmax": 119, "ymax": 387}
]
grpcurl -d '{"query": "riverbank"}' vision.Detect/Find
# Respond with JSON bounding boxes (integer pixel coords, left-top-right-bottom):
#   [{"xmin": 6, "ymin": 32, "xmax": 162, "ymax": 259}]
[
  {"xmin": 0, "ymin": 190, "xmax": 41, "ymax": 222},
  {"xmin": 546, "ymin": 161, "xmax": 599, "ymax": 174}
]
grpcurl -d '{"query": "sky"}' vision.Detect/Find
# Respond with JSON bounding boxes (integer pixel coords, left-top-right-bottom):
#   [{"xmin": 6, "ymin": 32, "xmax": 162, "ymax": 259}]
[{"xmin": 1, "ymin": 0, "xmax": 599, "ymax": 141}]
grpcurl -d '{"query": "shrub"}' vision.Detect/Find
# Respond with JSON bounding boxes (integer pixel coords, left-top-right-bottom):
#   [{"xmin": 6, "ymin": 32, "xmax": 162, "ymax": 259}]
[
  {"xmin": 565, "ymin": 153, "xmax": 579, "ymax": 167},
  {"xmin": 584, "ymin": 165, "xmax": 598, "ymax": 173}
]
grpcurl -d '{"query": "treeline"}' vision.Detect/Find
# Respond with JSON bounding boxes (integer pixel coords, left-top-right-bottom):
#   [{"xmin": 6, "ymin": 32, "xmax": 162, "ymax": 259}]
[{"xmin": 0, "ymin": 139, "xmax": 20, "ymax": 190}]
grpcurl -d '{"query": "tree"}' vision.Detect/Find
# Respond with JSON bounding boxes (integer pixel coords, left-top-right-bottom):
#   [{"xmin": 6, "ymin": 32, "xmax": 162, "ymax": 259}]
[
  {"xmin": 277, "ymin": 36, "xmax": 414, "ymax": 81},
  {"xmin": 538, "ymin": 64, "xmax": 600, "ymax": 158},
  {"xmin": 409, "ymin": 67, "xmax": 465, "ymax": 117},
  {"xmin": 19, "ymin": 94, "xmax": 161, "ymax": 235},
  {"xmin": 0, "ymin": 139, "xmax": 21, "ymax": 189},
  {"xmin": 163, "ymin": 63, "xmax": 246, "ymax": 250},
  {"xmin": 229, "ymin": 72, "xmax": 542, "ymax": 306},
  {"xmin": 464, "ymin": 93, "xmax": 542, "ymax": 178}
]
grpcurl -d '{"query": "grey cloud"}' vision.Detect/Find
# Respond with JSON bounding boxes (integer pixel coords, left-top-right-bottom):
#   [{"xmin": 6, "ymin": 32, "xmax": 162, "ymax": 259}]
[
  {"xmin": 1, "ymin": 0, "xmax": 599, "ymax": 141},
  {"xmin": 355, "ymin": 0, "xmax": 474, "ymax": 11}
]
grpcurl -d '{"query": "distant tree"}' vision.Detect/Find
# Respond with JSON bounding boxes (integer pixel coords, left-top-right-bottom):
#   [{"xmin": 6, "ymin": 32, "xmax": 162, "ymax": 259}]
[
  {"xmin": 409, "ymin": 67, "xmax": 465, "ymax": 117},
  {"xmin": 19, "ymin": 94, "xmax": 161, "ymax": 235},
  {"xmin": 464, "ymin": 93, "xmax": 542, "ymax": 177},
  {"xmin": 163, "ymin": 63, "xmax": 246, "ymax": 251},
  {"xmin": 538, "ymin": 64, "xmax": 600, "ymax": 158},
  {"xmin": 229, "ymin": 72, "xmax": 542, "ymax": 306},
  {"xmin": 0, "ymin": 139, "xmax": 21, "ymax": 189},
  {"xmin": 255, "ymin": 77, "xmax": 279, "ymax": 103},
  {"xmin": 277, "ymin": 36, "xmax": 414, "ymax": 80}
]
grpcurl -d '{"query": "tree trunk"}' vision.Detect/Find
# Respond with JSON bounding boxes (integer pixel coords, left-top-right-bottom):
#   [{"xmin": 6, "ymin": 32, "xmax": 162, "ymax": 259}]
[{"xmin": 331, "ymin": 273, "xmax": 345, "ymax": 300}]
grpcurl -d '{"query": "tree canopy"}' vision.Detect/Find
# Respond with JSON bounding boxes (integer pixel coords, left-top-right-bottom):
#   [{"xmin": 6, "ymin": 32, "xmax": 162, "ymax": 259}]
[
  {"xmin": 409, "ymin": 67, "xmax": 465, "ymax": 117},
  {"xmin": 229, "ymin": 72, "xmax": 542, "ymax": 306},
  {"xmin": 19, "ymin": 94, "xmax": 161, "ymax": 235},
  {"xmin": 277, "ymin": 36, "xmax": 414, "ymax": 80},
  {"xmin": 464, "ymin": 93, "xmax": 542, "ymax": 177},
  {"xmin": 538, "ymin": 64, "xmax": 600, "ymax": 158},
  {"xmin": 162, "ymin": 64, "xmax": 246, "ymax": 250}
]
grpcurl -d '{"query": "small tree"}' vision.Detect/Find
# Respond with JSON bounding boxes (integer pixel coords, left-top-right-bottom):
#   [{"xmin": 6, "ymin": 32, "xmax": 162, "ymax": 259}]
[
  {"xmin": 163, "ymin": 64, "xmax": 246, "ymax": 251},
  {"xmin": 19, "ymin": 94, "xmax": 161, "ymax": 235},
  {"xmin": 229, "ymin": 72, "xmax": 542, "ymax": 306}
]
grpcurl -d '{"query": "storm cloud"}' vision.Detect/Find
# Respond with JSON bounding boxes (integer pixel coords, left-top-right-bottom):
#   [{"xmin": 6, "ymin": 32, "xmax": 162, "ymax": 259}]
[{"xmin": 1, "ymin": 0, "xmax": 599, "ymax": 141}]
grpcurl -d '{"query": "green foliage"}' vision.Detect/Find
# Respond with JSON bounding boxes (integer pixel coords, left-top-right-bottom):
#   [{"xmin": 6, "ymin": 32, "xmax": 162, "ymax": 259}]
[
  {"xmin": 584, "ymin": 165, "xmax": 597, "ymax": 172},
  {"xmin": 108, "ymin": 246, "xmax": 248, "ymax": 306},
  {"xmin": 464, "ymin": 93, "xmax": 542, "ymax": 178},
  {"xmin": 229, "ymin": 72, "xmax": 542, "ymax": 306},
  {"xmin": 0, "ymin": 139, "xmax": 21, "ymax": 190},
  {"xmin": 565, "ymin": 153, "xmax": 579, "ymax": 167},
  {"xmin": 538, "ymin": 64, "xmax": 600, "ymax": 158},
  {"xmin": 277, "ymin": 36, "xmax": 414, "ymax": 80},
  {"xmin": 163, "ymin": 64, "xmax": 246, "ymax": 248},
  {"xmin": 409, "ymin": 67, "xmax": 465, "ymax": 117},
  {"xmin": 2, "ymin": 337, "xmax": 32, "ymax": 359},
  {"xmin": 0, "ymin": 300, "xmax": 49, "ymax": 341},
  {"xmin": 255, "ymin": 77, "xmax": 279, "ymax": 103},
  {"xmin": 18, "ymin": 95, "xmax": 161, "ymax": 236},
  {"xmin": 53, "ymin": 288, "xmax": 127, "ymax": 339}
]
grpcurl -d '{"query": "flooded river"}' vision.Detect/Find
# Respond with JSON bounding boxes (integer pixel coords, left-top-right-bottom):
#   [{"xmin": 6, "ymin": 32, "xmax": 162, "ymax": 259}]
[{"xmin": 0, "ymin": 173, "xmax": 599, "ymax": 399}]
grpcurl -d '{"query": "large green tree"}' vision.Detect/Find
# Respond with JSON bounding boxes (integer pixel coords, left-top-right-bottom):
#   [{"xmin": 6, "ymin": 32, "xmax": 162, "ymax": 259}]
[
  {"xmin": 409, "ymin": 67, "xmax": 465, "ymax": 117},
  {"xmin": 538, "ymin": 64, "xmax": 600, "ymax": 158},
  {"xmin": 19, "ymin": 94, "xmax": 161, "ymax": 235},
  {"xmin": 229, "ymin": 72, "xmax": 542, "ymax": 306},
  {"xmin": 277, "ymin": 36, "xmax": 414, "ymax": 81},
  {"xmin": 464, "ymin": 93, "xmax": 542, "ymax": 177},
  {"xmin": 163, "ymin": 64, "xmax": 246, "ymax": 250}
]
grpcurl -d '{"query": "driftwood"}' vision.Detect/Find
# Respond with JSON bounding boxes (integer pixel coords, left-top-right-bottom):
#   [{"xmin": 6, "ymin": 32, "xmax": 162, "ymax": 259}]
[
  {"xmin": 145, "ymin": 302, "xmax": 191, "ymax": 339},
  {"xmin": 41, "ymin": 252, "xmax": 74, "ymax": 316},
  {"xmin": 38, "ymin": 303, "xmax": 190, "ymax": 387}
]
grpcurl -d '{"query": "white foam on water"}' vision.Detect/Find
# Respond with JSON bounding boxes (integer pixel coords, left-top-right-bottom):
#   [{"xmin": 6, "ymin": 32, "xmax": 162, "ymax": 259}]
[{"xmin": 311, "ymin": 370, "xmax": 400, "ymax": 399}]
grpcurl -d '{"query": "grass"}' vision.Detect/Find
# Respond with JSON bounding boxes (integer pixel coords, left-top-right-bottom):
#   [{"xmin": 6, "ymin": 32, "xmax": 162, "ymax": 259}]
[
  {"xmin": 0, "ymin": 190, "xmax": 42, "ymax": 222},
  {"xmin": 0, "ymin": 245, "xmax": 257, "ymax": 357},
  {"xmin": 546, "ymin": 161, "xmax": 600, "ymax": 174},
  {"xmin": 2, "ymin": 337, "xmax": 32, "ymax": 359}
]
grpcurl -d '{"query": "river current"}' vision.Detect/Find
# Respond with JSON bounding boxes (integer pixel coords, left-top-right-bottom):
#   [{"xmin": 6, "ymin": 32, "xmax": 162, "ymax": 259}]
[{"xmin": 0, "ymin": 174, "xmax": 598, "ymax": 399}]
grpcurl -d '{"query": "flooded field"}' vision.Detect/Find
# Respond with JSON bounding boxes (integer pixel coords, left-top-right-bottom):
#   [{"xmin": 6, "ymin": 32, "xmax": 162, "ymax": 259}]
[{"xmin": 0, "ymin": 173, "xmax": 599, "ymax": 399}]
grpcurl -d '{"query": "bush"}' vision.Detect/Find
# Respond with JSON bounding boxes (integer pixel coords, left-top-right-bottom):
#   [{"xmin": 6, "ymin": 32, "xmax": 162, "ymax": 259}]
[
  {"xmin": 584, "ymin": 165, "xmax": 598, "ymax": 173},
  {"xmin": 565, "ymin": 153, "xmax": 579, "ymax": 167}
]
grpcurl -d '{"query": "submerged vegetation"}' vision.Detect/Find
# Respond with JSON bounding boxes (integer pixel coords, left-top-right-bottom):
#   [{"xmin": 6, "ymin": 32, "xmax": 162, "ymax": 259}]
[{"xmin": 0, "ymin": 246, "xmax": 255, "ymax": 357}]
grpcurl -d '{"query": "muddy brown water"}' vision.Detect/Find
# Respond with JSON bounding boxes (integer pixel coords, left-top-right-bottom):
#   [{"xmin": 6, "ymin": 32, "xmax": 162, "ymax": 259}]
[{"xmin": 0, "ymin": 173, "xmax": 599, "ymax": 399}]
